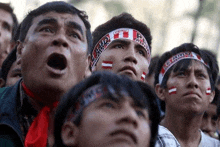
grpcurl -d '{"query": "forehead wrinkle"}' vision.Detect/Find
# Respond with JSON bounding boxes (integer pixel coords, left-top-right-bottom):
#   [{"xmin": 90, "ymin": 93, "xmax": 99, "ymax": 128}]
[
  {"xmin": 66, "ymin": 21, "xmax": 84, "ymax": 36},
  {"xmin": 37, "ymin": 18, "xmax": 58, "ymax": 27}
]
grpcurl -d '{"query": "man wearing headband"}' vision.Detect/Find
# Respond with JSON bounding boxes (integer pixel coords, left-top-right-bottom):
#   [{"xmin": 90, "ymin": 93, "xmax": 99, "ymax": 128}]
[
  {"xmin": 54, "ymin": 71, "xmax": 160, "ymax": 147},
  {"xmin": 90, "ymin": 13, "xmax": 152, "ymax": 82},
  {"xmin": 154, "ymin": 43, "xmax": 220, "ymax": 146}
]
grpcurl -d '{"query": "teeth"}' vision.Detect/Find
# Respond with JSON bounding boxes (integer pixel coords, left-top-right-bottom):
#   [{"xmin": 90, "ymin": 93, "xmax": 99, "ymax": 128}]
[{"xmin": 47, "ymin": 53, "xmax": 67, "ymax": 70}]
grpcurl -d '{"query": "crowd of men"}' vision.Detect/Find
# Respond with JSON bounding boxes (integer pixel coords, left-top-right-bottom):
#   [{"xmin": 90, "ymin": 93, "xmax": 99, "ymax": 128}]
[{"xmin": 0, "ymin": 1, "xmax": 219, "ymax": 147}]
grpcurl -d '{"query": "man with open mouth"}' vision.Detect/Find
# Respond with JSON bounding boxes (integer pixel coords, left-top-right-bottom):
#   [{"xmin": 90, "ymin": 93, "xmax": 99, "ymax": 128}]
[
  {"xmin": 0, "ymin": 1, "xmax": 92, "ymax": 147},
  {"xmin": 90, "ymin": 12, "xmax": 152, "ymax": 82}
]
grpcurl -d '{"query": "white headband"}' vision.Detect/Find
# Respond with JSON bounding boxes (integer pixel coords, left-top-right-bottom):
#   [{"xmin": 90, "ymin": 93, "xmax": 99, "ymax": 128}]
[
  {"xmin": 159, "ymin": 51, "xmax": 209, "ymax": 84},
  {"xmin": 91, "ymin": 28, "xmax": 151, "ymax": 68}
]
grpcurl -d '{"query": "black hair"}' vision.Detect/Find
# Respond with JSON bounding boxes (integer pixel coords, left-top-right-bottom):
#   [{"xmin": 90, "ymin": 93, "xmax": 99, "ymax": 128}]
[
  {"xmin": 1, "ymin": 48, "xmax": 17, "ymax": 83},
  {"xmin": 19, "ymin": 1, "xmax": 92, "ymax": 54},
  {"xmin": 0, "ymin": 2, "xmax": 18, "ymax": 42},
  {"xmin": 147, "ymin": 55, "xmax": 160, "ymax": 77},
  {"xmin": 154, "ymin": 43, "xmax": 219, "ymax": 92},
  {"xmin": 54, "ymin": 71, "xmax": 160, "ymax": 147}
]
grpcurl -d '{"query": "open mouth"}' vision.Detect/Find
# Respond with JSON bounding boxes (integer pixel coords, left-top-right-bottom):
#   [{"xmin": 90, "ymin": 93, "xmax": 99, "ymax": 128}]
[{"xmin": 47, "ymin": 53, "xmax": 67, "ymax": 70}]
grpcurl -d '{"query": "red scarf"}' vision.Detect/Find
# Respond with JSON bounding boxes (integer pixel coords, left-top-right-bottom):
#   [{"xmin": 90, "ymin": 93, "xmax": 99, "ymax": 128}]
[{"xmin": 22, "ymin": 82, "xmax": 58, "ymax": 147}]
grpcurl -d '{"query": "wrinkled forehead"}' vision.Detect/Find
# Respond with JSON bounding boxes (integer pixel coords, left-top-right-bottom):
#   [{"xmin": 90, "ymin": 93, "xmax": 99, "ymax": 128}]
[{"xmin": 25, "ymin": 11, "xmax": 86, "ymax": 39}]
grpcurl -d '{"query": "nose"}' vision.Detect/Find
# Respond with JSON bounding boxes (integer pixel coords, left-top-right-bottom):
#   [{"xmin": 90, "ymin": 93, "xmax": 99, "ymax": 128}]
[
  {"xmin": 123, "ymin": 45, "xmax": 137, "ymax": 64},
  {"xmin": 187, "ymin": 74, "xmax": 198, "ymax": 88},
  {"xmin": 116, "ymin": 104, "xmax": 138, "ymax": 128},
  {"xmin": 52, "ymin": 32, "xmax": 68, "ymax": 48}
]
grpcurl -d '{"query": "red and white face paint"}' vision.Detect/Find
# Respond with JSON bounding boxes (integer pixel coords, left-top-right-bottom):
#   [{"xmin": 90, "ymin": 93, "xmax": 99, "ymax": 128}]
[
  {"xmin": 206, "ymin": 88, "xmax": 211, "ymax": 95},
  {"xmin": 91, "ymin": 28, "xmax": 151, "ymax": 69},
  {"xmin": 168, "ymin": 86, "xmax": 177, "ymax": 95},
  {"xmin": 141, "ymin": 72, "xmax": 146, "ymax": 81},
  {"xmin": 102, "ymin": 61, "xmax": 113, "ymax": 69}
]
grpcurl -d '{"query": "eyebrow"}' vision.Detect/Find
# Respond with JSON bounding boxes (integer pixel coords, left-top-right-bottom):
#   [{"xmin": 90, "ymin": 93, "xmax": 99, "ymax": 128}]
[
  {"xmin": 66, "ymin": 21, "xmax": 84, "ymax": 36},
  {"xmin": 110, "ymin": 39, "xmax": 131, "ymax": 46},
  {"xmin": 37, "ymin": 18, "xmax": 58, "ymax": 27}
]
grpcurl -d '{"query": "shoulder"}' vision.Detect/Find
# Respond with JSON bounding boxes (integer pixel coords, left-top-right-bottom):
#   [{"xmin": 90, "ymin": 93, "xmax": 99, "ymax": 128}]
[
  {"xmin": 200, "ymin": 131, "xmax": 220, "ymax": 147},
  {"xmin": 155, "ymin": 125, "xmax": 181, "ymax": 147}
]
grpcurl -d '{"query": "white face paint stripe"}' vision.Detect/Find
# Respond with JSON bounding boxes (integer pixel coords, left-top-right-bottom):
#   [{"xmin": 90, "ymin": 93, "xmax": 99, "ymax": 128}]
[{"xmin": 168, "ymin": 87, "xmax": 177, "ymax": 95}]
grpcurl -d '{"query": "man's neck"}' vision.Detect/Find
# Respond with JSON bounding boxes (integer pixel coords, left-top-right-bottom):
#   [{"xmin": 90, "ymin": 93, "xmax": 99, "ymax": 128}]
[{"xmin": 161, "ymin": 110, "xmax": 202, "ymax": 147}]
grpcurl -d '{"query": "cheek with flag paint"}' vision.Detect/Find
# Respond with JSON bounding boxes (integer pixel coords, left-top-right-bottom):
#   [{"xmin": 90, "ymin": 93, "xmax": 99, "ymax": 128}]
[
  {"xmin": 206, "ymin": 88, "xmax": 211, "ymax": 95},
  {"xmin": 168, "ymin": 86, "xmax": 177, "ymax": 95},
  {"xmin": 141, "ymin": 72, "xmax": 146, "ymax": 81},
  {"xmin": 102, "ymin": 61, "xmax": 113, "ymax": 69}
]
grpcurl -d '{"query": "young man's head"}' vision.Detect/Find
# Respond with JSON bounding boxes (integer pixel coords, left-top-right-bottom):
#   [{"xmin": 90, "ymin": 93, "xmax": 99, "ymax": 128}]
[
  {"xmin": 17, "ymin": 1, "xmax": 92, "ymax": 104},
  {"xmin": 90, "ymin": 13, "xmax": 152, "ymax": 82},
  {"xmin": 200, "ymin": 87, "xmax": 219, "ymax": 139},
  {"xmin": 54, "ymin": 71, "xmax": 160, "ymax": 147},
  {"xmin": 155, "ymin": 43, "xmax": 219, "ymax": 115},
  {"xmin": 0, "ymin": 2, "xmax": 18, "ymax": 67}
]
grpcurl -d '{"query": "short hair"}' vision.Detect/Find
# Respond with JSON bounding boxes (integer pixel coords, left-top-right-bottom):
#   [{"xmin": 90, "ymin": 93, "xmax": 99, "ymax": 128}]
[
  {"xmin": 154, "ymin": 43, "xmax": 219, "ymax": 91},
  {"xmin": 148, "ymin": 55, "xmax": 160, "ymax": 77},
  {"xmin": 54, "ymin": 71, "xmax": 160, "ymax": 147},
  {"xmin": 0, "ymin": 2, "xmax": 18, "ymax": 42},
  {"xmin": 19, "ymin": 1, "xmax": 92, "ymax": 54},
  {"xmin": 1, "ymin": 48, "xmax": 17, "ymax": 82},
  {"xmin": 92, "ymin": 12, "xmax": 152, "ymax": 54}
]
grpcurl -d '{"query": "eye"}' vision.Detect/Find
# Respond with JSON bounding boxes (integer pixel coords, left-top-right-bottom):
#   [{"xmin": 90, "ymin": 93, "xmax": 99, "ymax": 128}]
[
  {"xmin": 136, "ymin": 109, "xmax": 146, "ymax": 118},
  {"xmin": 39, "ymin": 27, "xmax": 54, "ymax": 33},
  {"xmin": 2, "ymin": 22, "xmax": 10, "ymax": 31},
  {"xmin": 112, "ymin": 44, "xmax": 124, "ymax": 49},
  {"xmin": 138, "ymin": 49, "xmax": 145, "ymax": 56}
]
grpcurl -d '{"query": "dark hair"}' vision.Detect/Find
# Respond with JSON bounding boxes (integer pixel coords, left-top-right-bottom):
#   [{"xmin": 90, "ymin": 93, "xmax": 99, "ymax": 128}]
[
  {"xmin": 1, "ymin": 48, "xmax": 17, "ymax": 83},
  {"xmin": 0, "ymin": 2, "xmax": 18, "ymax": 42},
  {"xmin": 148, "ymin": 55, "xmax": 160, "ymax": 77},
  {"xmin": 19, "ymin": 1, "xmax": 92, "ymax": 54},
  {"xmin": 54, "ymin": 71, "xmax": 160, "ymax": 147},
  {"xmin": 154, "ymin": 43, "xmax": 219, "ymax": 91},
  {"xmin": 92, "ymin": 12, "xmax": 152, "ymax": 54}
]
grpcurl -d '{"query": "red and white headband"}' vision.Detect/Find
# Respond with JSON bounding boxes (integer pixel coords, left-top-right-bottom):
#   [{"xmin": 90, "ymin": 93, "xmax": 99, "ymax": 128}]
[
  {"xmin": 91, "ymin": 28, "xmax": 151, "ymax": 68},
  {"xmin": 159, "ymin": 51, "xmax": 209, "ymax": 84}
]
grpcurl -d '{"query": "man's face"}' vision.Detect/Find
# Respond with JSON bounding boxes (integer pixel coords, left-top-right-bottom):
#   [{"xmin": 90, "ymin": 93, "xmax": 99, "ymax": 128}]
[
  {"xmin": 73, "ymin": 96, "xmax": 151, "ymax": 147},
  {"xmin": 18, "ymin": 12, "xmax": 89, "ymax": 101},
  {"xmin": 92, "ymin": 39, "xmax": 149, "ymax": 82},
  {"xmin": 201, "ymin": 103, "xmax": 218, "ymax": 139},
  {"xmin": 0, "ymin": 9, "xmax": 13, "ymax": 67},
  {"xmin": 160, "ymin": 60, "xmax": 214, "ymax": 114},
  {"xmin": 6, "ymin": 59, "xmax": 21, "ymax": 86}
]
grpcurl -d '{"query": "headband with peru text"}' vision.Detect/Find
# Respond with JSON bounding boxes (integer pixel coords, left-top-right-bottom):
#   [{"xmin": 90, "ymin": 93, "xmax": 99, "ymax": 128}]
[
  {"xmin": 91, "ymin": 28, "xmax": 151, "ymax": 68},
  {"xmin": 158, "ymin": 51, "xmax": 209, "ymax": 84},
  {"xmin": 67, "ymin": 84, "xmax": 128, "ymax": 122}
]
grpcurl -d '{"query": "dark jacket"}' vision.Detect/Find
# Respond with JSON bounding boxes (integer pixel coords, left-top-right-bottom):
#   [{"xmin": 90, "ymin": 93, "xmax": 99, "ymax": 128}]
[{"xmin": 0, "ymin": 80, "xmax": 24, "ymax": 147}]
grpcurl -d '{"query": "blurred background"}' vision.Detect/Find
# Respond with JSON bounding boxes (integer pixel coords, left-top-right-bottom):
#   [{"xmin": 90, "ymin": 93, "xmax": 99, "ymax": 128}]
[{"xmin": 1, "ymin": 0, "xmax": 220, "ymax": 66}]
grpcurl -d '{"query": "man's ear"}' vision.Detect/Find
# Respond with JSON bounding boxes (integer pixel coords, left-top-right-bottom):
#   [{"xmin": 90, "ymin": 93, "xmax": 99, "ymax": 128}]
[
  {"xmin": 155, "ymin": 84, "xmax": 166, "ymax": 101},
  {"xmin": 61, "ymin": 121, "xmax": 79, "ymax": 146},
  {"xmin": 16, "ymin": 41, "xmax": 24, "ymax": 61},
  {"xmin": 209, "ymin": 89, "xmax": 215, "ymax": 103},
  {"xmin": 84, "ymin": 55, "xmax": 92, "ymax": 78}
]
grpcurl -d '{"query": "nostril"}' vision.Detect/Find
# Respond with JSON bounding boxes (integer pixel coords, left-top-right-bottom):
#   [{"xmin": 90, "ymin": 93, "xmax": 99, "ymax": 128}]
[
  {"xmin": 63, "ymin": 43, "xmax": 68, "ymax": 47},
  {"xmin": 53, "ymin": 40, "xmax": 59, "ymax": 46}
]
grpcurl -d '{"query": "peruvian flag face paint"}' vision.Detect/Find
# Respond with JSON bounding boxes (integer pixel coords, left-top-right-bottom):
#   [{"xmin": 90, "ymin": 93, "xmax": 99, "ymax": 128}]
[
  {"xmin": 102, "ymin": 61, "xmax": 113, "ymax": 69},
  {"xmin": 206, "ymin": 88, "xmax": 211, "ymax": 95},
  {"xmin": 168, "ymin": 86, "xmax": 177, "ymax": 95},
  {"xmin": 141, "ymin": 72, "xmax": 146, "ymax": 81}
]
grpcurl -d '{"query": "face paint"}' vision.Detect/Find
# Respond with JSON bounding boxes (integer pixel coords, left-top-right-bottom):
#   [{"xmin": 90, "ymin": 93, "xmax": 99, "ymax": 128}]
[
  {"xmin": 168, "ymin": 86, "xmax": 177, "ymax": 95},
  {"xmin": 206, "ymin": 88, "xmax": 211, "ymax": 95},
  {"xmin": 141, "ymin": 72, "xmax": 146, "ymax": 81},
  {"xmin": 102, "ymin": 61, "xmax": 113, "ymax": 69}
]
